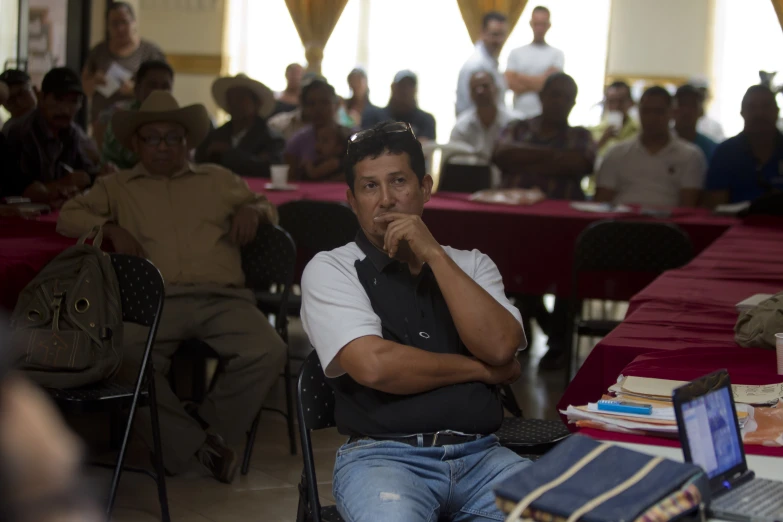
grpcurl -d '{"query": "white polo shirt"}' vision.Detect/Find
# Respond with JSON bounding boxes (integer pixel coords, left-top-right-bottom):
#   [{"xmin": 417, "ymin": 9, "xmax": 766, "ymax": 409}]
[
  {"xmin": 300, "ymin": 238, "xmax": 523, "ymax": 378},
  {"xmin": 596, "ymin": 136, "xmax": 706, "ymax": 207},
  {"xmin": 449, "ymin": 106, "xmax": 521, "ymax": 160}
]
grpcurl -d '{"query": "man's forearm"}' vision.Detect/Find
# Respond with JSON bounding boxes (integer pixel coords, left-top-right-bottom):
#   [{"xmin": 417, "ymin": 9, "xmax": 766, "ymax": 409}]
[
  {"xmin": 427, "ymin": 251, "xmax": 523, "ymax": 366},
  {"xmin": 339, "ymin": 336, "xmax": 490, "ymax": 395},
  {"xmin": 505, "ymin": 71, "xmax": 533, "ymax": 94}
]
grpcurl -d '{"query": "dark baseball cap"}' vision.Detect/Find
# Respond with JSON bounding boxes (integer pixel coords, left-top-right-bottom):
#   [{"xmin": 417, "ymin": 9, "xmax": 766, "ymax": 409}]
[
  {"xmin": 393, "ymin": 70, "xmax": 417, "ymax": 86},
  {"xmin": 0, "ymin": 69, "xmax": 31, "ymax": 86},
  {"xmin": 41, "ymin": 67, "xmax": 83, "ymax": 95}
]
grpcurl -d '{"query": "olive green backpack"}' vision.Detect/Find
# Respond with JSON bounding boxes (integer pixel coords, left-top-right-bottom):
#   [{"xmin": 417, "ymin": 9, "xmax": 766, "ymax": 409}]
[
  {"xmin": 735, "ymin": 292, "xmax": 783, "ymax": 350},
  {"xmin": 10, "ymin": 226, "xmax": 124, "ymax": 388}
]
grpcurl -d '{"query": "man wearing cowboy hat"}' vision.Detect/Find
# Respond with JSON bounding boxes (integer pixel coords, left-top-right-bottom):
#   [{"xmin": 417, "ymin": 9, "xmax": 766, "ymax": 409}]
[
  {"xmin": 195, "ymin": 73, "xmax": 283, "ymax": 177},
  {"xmin": 57, "ymin": 91, "xmax": 286, "ymax": 484}
]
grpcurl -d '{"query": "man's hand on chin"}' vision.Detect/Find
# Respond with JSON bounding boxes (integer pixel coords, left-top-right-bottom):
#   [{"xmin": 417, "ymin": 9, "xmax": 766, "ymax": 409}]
[{"xmin": 374, "ymin": 213, "xmax": 444, "ymax": 264}]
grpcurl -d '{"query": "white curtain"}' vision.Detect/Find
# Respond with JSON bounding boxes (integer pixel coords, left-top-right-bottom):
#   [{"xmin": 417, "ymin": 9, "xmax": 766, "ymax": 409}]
[
  {"xmin": 225, "ymin": 0, "xmax": 611, "ymax": 138},
  {"xmin": 711, "ymin": 0, "xmax": 783, "ymax": 137}
]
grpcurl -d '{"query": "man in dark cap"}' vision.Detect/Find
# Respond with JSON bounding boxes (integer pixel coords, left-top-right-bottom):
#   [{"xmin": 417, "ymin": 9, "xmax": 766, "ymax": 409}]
[
  {"xmin": 361, "ymin": 70, "xmax": 437, "ymax": 141},
  {"xmin": 2, "ymin": 67, "xmax": 103, "ymax": 206},
  {"xmin": 0, "ymin": 69, "xmax": 37, "ymax": 134}
]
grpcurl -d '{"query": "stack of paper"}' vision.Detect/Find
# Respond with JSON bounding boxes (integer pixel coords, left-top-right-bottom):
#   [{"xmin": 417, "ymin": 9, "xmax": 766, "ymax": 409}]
[
  {"xmin": 608, "ymin": 375, "xmax": 783, "ymax": 406},
  {"xmin": 560, "ymin": 375, "xmax": 763, "ymax": 437}
]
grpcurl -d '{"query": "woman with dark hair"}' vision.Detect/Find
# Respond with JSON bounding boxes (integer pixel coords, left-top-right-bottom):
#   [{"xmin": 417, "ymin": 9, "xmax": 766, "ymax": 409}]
[
  {"xmin": 339, "ymin": 67, "xmax": 377, "ymax": 129},
  {"xmin": 284, "ymin": 78, "xmax": 351, "ymax": 181},
  {"xmin": 82, "ymin": 2, "xmax": 165, "ymax": 130}
]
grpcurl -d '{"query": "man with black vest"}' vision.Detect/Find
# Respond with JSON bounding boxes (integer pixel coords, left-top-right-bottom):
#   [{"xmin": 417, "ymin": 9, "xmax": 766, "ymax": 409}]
[{"xmin": 301, "ymin": 120, "xmax": 530, "ymax": 521}]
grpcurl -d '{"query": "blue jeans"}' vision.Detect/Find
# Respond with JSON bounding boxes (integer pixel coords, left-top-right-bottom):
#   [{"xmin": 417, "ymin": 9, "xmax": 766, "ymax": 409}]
[{"xmin": 332, "ymin": 435, "xmax": 531, "ymax": 522}]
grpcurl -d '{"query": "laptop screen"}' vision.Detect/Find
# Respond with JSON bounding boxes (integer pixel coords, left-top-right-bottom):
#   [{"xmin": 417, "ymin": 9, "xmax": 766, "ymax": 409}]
[{"xmin": 680, "ymin": 386, "xmax": 744, "ymax": 479}]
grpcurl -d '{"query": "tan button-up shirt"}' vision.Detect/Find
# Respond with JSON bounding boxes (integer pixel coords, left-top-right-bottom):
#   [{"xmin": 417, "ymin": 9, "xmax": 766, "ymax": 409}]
[{"xmin": 57, "ymin": 162, "xmax": 277, "ymax": 288}]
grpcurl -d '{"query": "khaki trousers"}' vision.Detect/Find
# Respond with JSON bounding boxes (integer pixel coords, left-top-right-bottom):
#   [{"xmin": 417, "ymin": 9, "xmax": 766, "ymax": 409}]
[{"xmin": 120, "ymin": 285, "xmax": 287, "ymax": 473}]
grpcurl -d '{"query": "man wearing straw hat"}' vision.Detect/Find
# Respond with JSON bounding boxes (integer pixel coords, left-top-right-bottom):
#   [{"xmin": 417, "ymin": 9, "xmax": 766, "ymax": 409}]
[
  {"xmin": 196, "ymin": 73, "xmax": 284, "ymax": 177},
  {"xmin": 57, "ymin": 91, "xmax": 286, "ymax": 484}
]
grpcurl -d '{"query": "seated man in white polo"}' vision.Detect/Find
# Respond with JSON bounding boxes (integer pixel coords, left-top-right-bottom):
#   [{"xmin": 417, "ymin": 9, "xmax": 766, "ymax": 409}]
[
  {"xmin": 301, "ymin": 121, "xmax": 530, "ymax": 521},
  {"xmin": 595, "ymin": 86, "xmax": 705, "ymax": 208},
  {"xmin": 57, "ymin": 91, "xmax": 286, "ymax": 484}
]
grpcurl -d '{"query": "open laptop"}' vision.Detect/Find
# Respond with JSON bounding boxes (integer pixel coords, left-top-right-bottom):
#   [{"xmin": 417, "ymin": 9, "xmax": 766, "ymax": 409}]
[{"xmin": 673, "ymin": 370, "xmax": 783, "ymax": 522}]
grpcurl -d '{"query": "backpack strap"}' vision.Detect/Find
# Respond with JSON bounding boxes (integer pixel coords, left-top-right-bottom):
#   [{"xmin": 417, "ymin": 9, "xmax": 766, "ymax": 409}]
[
  {"xmin": 564, "ymin": 456, "xmax": 664, "ymax": 522},
  {"xmin": 505, "ymin": 447, "xmax": 666, "ymax": 522},
  {"xmin": 505, "ymin": 443, "xmax": 611, "ymax": 522},
  {"xmin": 77, "ymin": 225, "xmax": 105, "ymax": 249}
]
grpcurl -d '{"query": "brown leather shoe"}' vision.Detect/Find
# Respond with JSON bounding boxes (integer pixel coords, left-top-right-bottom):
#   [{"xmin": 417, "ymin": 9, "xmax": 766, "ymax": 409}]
[{"xmin": 197, "ymin": 433, "xmax": 238, "ymax": 484}]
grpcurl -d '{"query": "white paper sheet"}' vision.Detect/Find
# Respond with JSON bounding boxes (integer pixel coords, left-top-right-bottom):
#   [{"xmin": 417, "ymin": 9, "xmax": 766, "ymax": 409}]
[{"xmin": 95, "ymin": 62, "xmax": 133, "ymax": 98}]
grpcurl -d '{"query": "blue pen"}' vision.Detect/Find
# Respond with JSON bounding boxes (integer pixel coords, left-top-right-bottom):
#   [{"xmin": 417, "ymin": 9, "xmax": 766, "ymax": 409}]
[{"xmin": 597, "ymin": 400, "xmax": 653, "ymax": 415}]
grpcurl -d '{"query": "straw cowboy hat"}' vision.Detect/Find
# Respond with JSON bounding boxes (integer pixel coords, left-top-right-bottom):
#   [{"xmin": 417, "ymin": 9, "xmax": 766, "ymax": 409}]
[
  {"xmin": 112, "ymin": 91, "xmax": 211, "ymax": 149},
  {"xmin": 212, "ymin": 74, "xmax": 276, "ymax": 118}
]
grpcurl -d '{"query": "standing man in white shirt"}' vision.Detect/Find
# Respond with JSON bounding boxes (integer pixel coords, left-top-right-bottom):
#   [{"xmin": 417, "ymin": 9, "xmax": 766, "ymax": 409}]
[
  {"xmin": 505, "ymin": 6, "xmax": 564, "ymax": 118},
  {"xmin": 595, "ymin": 86, "xmax": 705, "ymax": 208},
  {"xmin": 455, "ymin": 12, "xmax": 509, "ymax": 116}
]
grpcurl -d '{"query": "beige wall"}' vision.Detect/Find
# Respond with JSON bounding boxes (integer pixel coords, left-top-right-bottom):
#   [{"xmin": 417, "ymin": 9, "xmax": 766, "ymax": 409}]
[
  {"xmin": 606, "ymin": 0, "xmax": 713, "ymax": 83},
  {"xmin": 90, "ymin": 0, "xmax": 225, "ymax": 116}
]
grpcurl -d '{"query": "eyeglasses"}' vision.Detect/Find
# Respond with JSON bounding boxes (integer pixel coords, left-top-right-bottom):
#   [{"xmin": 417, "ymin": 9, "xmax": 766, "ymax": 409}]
[
  {"xmin": 348, "ymin": 121, "xmax": 416, "ymax": 145},
  {"xmin": 137, "ymin": 133, "xmax": 185, "ymax": 146}
]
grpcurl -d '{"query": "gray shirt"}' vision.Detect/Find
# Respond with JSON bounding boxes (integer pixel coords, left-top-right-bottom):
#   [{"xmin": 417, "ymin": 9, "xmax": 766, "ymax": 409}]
[
  {"xmin": 455, "ymin": 41, "xmax": 506, "ymax": 116},
  {"xmin": 84, "ymin": 39, "xmax": 165, "ymax": 122}
]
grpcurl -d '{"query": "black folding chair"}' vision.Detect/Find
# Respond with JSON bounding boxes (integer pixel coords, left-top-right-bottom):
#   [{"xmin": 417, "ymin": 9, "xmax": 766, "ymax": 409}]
[
  {"xmin": 566, "ymin": 220, "xmax": 694, "ymax": 381},
  {"xmin": 296, "ymin": 351, "xmax": 343, "ymax": 522},
  {"xmin": 47, "ymin": 254, "xmax": 169, "ymax": 522},
  {"xmin": 278, "ymin": 200, "xmax": 359, "ymax": 316},
  {"xmin": 241, "ymin": 224, "xmax": 298, "ymax": 466},
  {"xmin": 494, "ymin": 384, "xmax": 570, "ymax": 459},
  {"xmin": 438, "ymin": 153, "xmax": 492, "ymax": 194}
]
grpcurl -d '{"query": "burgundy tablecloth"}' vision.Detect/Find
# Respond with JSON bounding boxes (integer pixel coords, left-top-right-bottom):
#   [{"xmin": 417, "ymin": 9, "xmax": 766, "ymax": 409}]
[
  {"xmin": 0, "ymin": 181, "xmax": 736, "ymax": 311},
  {"xmin": 558, "ymin": 218, "xmax": 783, "ymax": 457},
  {"xmin": 0, "ymin": 215, "xmax": 75, "ymax": 312}
]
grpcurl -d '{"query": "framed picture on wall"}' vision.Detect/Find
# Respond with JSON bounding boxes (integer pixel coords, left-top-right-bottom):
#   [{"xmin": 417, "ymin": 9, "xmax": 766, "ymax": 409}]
[{"xmin": 28, "ymin": 0, "xmax": 68, "ymax": 88}]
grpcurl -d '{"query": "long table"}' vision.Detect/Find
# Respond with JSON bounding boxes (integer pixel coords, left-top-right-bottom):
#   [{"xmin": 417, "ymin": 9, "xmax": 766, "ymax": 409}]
[
  {"xmin": 558, "ymin": 217, "xmax": 783, "ymax": 457},
  {"xmin": 248, "ymin": 181, "xmax": 734, "ymax": 298},
  {"xmin": 0, "ymin": 181, "xmax": 735, "ymax": 311}
]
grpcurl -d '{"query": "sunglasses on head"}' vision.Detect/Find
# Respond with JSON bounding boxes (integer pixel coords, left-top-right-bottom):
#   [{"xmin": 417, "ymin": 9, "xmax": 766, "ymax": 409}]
[{"xmin": 348, "ymin": 121, "xmax": 416, "ymax": 146}]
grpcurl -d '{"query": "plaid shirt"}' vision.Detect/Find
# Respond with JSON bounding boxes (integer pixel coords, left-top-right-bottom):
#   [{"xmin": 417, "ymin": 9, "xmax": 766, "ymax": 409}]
[{"xmin": 497, "ymin": 116, "xmax": 596, "ymax": 200}]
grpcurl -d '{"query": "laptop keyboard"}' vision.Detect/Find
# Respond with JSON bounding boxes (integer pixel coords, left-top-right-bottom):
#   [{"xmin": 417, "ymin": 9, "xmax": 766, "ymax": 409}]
[{"xmin": 713, "ymin": 479, "xmax": 783, "ymax": 519}]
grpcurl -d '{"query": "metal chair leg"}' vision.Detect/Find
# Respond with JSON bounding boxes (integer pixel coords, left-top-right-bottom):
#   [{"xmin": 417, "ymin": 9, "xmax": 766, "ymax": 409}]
[
  {"xmin": 148, "ymin": 374, "xmax": 171, "ymax": 522},
  {"xmin": 241, "ymin": 412, "xmax": 261, "ymax": 475},
  {"xmin": 284, "ymin": 356, "xmax": 297, "ymax": 455}
]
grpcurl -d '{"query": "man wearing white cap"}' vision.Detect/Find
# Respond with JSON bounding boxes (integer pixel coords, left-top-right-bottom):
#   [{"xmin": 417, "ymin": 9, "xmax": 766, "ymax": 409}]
[
  {"xmin": 196, "ymin": 73, "xmax": 284, "ymax": 177},
  {"xmin": 57, "ymin": 91, "xmax": 286, "ymax": 484},
  {"xmin": 689, "ymin": 75, "xmax": 725, "ymax": 143}
]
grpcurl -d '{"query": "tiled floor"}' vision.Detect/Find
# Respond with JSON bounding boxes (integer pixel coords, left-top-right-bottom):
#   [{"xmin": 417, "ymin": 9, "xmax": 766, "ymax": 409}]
[{"xmin": 70, "ymin": 311, "xmax": 585, "ymax": 522}]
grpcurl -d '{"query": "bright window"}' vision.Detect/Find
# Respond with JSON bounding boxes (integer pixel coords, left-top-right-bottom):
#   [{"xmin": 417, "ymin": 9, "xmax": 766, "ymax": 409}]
[
  {"xmin": 711, "ymin": 0, "xmax": 783, "ymax": 137},
  {"xmin": 225, "ymin": 0, "xmax": 611, "ymax": 137}
]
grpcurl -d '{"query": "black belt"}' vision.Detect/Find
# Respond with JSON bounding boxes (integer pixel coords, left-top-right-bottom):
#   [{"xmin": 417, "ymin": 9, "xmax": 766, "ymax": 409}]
[{"xmin": 349, "ymin": 432, "xmax": 483, "ymax": 448}]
